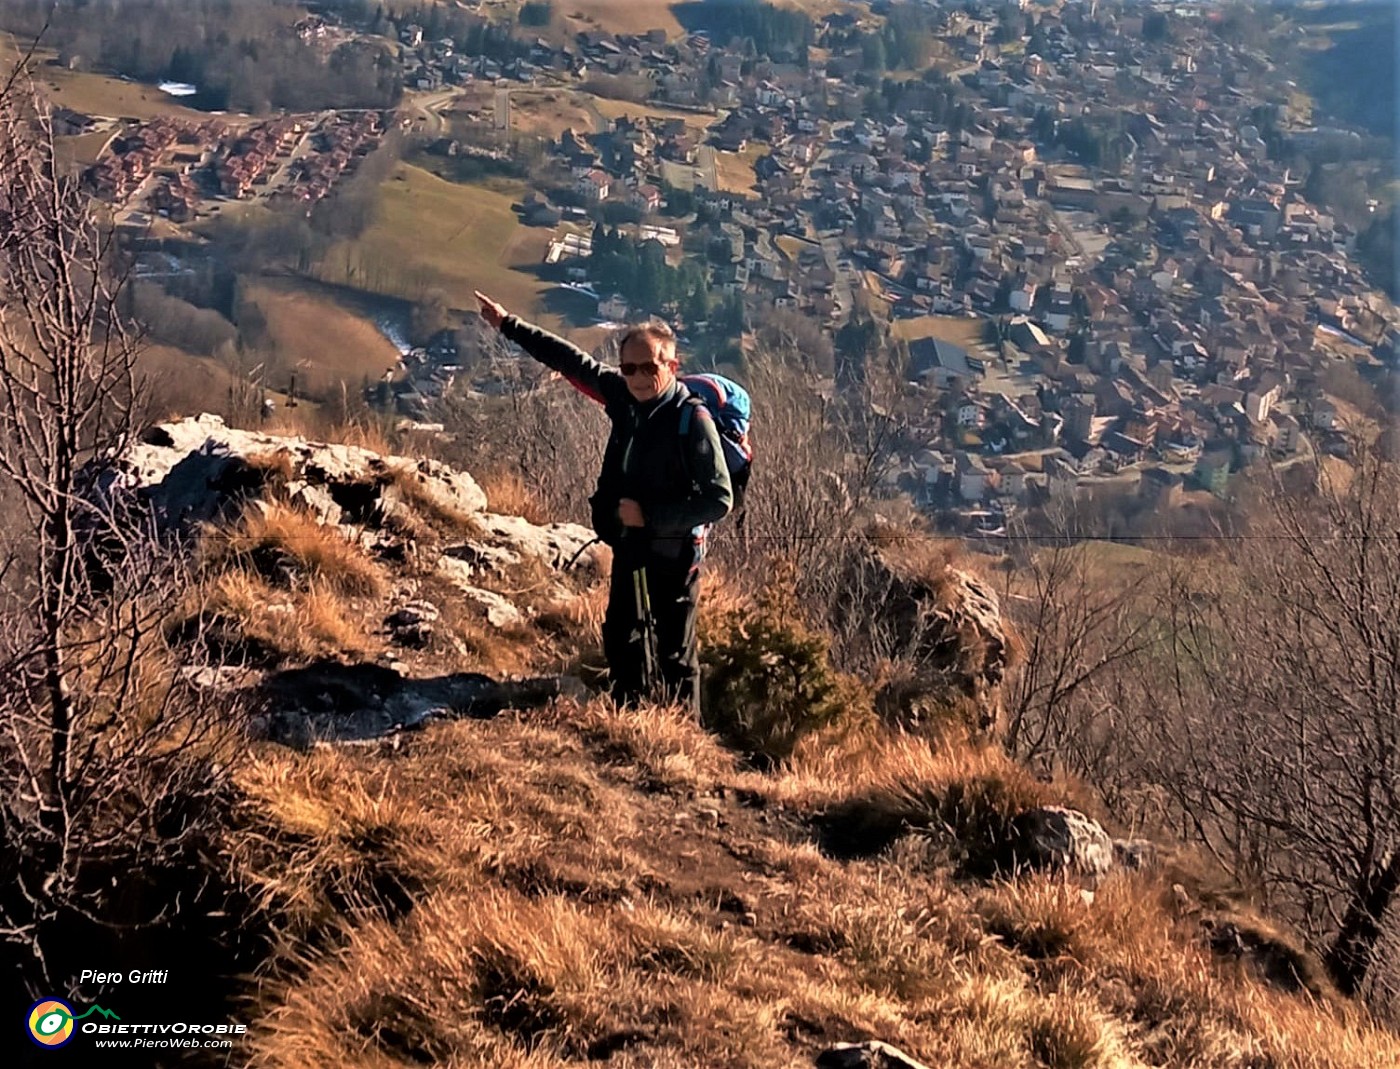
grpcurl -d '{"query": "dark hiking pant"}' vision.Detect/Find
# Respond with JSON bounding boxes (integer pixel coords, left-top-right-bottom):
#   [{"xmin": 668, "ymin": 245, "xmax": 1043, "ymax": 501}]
[{"xmin": 602, "ymin": 550, "xmax": 701, "ymax": 719}]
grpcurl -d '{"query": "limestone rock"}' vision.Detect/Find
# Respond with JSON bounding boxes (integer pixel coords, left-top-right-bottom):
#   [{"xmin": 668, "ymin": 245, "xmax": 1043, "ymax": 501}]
[
  {"xmin": 1010, "ymin": 806, "xmax": 1114, "ymax": 877},
  {"xmin": 844, "ymin": 546, "xmax": 1008, "ymax": 733},
  {"xmin": 386, "ymin": 600, "xmax": 440, "ymax": 648},
  {"xmin": 816, "ymin": 1041, "xmax": 934, "ymax": 1069},
  {"xmin": 435, "ymin": 559, "xmax": 525, "ymax": 629},
  {"xmin": 100, "ymin": 414, "xmax": 487, "ymax": 533},
  {"xmin": 476, "ymin": 512, "xmax": 603, "ymax": 572},
  {"xmin": 285, "ymin": 480, "xmax": 343, "ymax": 525},
  {"xmin": 442, "ymin": 540, "xmax": 522, "ymax": 575},
  {"xmin": 383, "ymin": 456, "xmax": 489, "ymax": 518}
]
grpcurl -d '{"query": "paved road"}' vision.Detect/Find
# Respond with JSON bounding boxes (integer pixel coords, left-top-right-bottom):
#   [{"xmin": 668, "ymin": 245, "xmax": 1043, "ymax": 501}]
[
  {"xmin": 818, "ymin": 230, "xmax": 855, "ymax": 319},
  {"xmin": 405, "ymin": 87, "xmax": 462, "ymax": 136},
  {"xmin": 695, "ymin": 145, "xmax": 719, "ymax": 191}
]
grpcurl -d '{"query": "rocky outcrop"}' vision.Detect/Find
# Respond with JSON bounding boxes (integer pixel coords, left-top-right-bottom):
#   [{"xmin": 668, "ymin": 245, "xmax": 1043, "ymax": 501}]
[
  {"xmin": 845, "ymin": 545, "xmax": 1010, "ymax": 733},
  {"xmin": 101, "ymin": 414, "xmax": 607, "ymax": 579},
  {"xmin": 1010, "ymin": 806, "xmax": 1114, "ymax": 877},
  {"xmin": 1010, "ymin": 807, "xmax": 1163, "ymax": 882},
  {"xmin": 107, "ymin": 413, "xmax": 487, "ymax": 529},
  {"xmin": 816, "ymin": 1041, "xmax": 933, "ymax": 1069},
  {"xmin": 253, "ymin": 661, "xmax": 589, "ymax": 746},
  {"xmin": 117, "ymin": 416, "xmax": 609, "ymax": 743}
]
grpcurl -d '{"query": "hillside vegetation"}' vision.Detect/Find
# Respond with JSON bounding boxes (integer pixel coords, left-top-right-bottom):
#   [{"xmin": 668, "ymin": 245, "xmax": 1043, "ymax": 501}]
[
  {"xmin": 31, "ymin": 416, "xmax": 1391, "ymax": 1069},
  {"xmin": 229, "ymin": 700, "xmax": 1400, "ymax": 1069},
  {"xmin": 317, "ymin": 162, "xmax": 551, "ymax": 315}
]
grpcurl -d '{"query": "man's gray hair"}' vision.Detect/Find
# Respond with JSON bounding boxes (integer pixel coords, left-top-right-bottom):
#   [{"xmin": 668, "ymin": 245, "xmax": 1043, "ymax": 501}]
[{"xmin": 617, "ymin": 320, "xmax": 679, "ymax": 361}]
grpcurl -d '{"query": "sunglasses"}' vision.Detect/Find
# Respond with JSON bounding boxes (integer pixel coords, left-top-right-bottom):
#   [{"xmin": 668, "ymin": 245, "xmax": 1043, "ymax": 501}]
[{"xmin": 619, "ymin": 361, "xmax": 665, "ymax": 376}]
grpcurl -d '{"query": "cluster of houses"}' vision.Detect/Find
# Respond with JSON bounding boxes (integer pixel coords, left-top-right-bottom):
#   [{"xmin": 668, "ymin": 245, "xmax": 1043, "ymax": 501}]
[
  {"xmin": 287, "ymin": 0, "xmax": 1396, "ymax": 530},
  {"xmin": 473, "ymin": 0, "xmax": 1395, "ymax": 532},
  {"xmin": 399, "ymin": 21, "xmax": 570, "ymax": 89},
  {"xmin": 84, "ymin": 117, "xmax": 221, "ymax": 203},
  {"xmin": 214, "ymin": 116, "xmax": 306, "ymax": 199},
  {"xmin": 396, "ymin": 15, "xmax": 683, "ymax": 91},
  {"xmin": 280, "ymin": 111, "xmax": 389, "ymax": 209},
  {"xmin": 84, "ymin": 108, "xmax": 389, "ymax": 221}
]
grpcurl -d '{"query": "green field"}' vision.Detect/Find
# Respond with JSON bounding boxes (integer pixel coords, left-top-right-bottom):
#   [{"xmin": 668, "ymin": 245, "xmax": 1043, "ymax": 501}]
[
  {"xmin": 317, "ymin": 163, "xmax": 555, "ymax": 318},
  {"xmin": 29, "ymin": 57, "xmax": 224, "ymax": 122}
]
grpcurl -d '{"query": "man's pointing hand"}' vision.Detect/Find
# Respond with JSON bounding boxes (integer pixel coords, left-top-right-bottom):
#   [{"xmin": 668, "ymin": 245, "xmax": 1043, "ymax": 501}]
[{"xmin": 475, "ymin": 291, "xmax": 507, "ymax": 330}]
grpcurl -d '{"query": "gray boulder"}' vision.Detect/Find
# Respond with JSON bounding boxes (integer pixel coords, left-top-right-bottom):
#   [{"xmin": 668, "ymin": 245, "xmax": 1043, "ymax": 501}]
[
  {"xmin": 1010, "ymin": 805, "xmax": 1114, "ymax": 877},
  {"xmin": 816, "ymin": 1041, "xmax": 934, "ymax": 1069},
  {"xmin": 105, "ymin": 414, "xmax": 487, "ymax": 533},
  {"xmin": 844, "ymin": 546, "xmax": 1009, "ymax": 734}
]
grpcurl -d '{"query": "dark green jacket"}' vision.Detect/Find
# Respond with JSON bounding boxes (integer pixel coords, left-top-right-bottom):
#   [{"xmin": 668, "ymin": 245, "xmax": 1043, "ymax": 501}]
[{"xmin": 501, "ymin": 316, "xmax": 732, "ymax": 557}]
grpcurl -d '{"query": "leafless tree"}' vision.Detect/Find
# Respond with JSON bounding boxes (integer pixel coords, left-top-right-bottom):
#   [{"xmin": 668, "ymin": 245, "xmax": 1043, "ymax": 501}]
[
  {"xmin": 0, "ymin": 72, "xmax": 235, "ymax": 990},
  {"xmin": 1121, "ymin": 443, "xmax": 1400, "ymax": 1005},
  {"xmin": 436, "ymin": 330, "xmax": 606, "ymax": 527},
  {"xmin": 997, "ymin": 509, "xmax": 1158, "ymax": 795}
]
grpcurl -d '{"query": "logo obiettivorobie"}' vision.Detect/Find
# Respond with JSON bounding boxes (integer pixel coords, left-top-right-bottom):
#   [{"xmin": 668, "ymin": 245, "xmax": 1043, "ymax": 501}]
[{"xmin": 27, "ymin": 999, "xmax": 120, "ymax": 1048}]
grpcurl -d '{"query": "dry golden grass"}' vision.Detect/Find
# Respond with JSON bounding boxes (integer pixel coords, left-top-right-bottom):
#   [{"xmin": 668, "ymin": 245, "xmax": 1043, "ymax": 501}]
[
  {"xmin": 892, "ymin": 314, "xmax": 989, "ymax": 350},
  {"xmin": 562, "ymin": 0, "xmax": 684, "ymax": 35},
  {"xmin": 220, "ymin": 698, "xmax": 1400, "ymax": 1069},
  {"xmin": 202, "ymin": 503, "xmax": 386, "ymax": 598},
  {"xmin": 255, "ymin": 410, "xmax": 396, "ymax": 455},
  {"xmin": 714, "ymin": 145, "xmax": 761, "ymax": 195},
  {"xmin": 136, "ymin": 343, "xmax": 247, "ymax": 420},
  {"xmin": 504, "ymin": 89, "xmax": 598, "ymax": 139},
  {"xmin": 427, "ymin": 586, "xmax": 539, "ymax": 677},
  {"xmin": 318, "ymin": 163, "xmax": 551, "ymax": 321},
  {"xmin": 479, "ymin": 469, "xmax": 551, "ymax": 525},
  {"xmin": 22, "ymin": 49, "xmax": 221, "ymax": 121},
  {"xmin": 192, "ymin": 569, "xmax": 375, "ymax": 663},
  {"xmin": 383, "ymin": 463, "xmax": 484, "ymax": 537}
]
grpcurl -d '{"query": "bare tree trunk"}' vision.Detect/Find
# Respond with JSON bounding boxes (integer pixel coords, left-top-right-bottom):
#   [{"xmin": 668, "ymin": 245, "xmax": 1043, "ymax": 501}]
[
  {"xmin": 0, "ymin": 63, "xmax": 238, "ymax": 992},
  {"xmin": 1326, "ymin": 849, "xmax": 1400, "ymax": 997}
]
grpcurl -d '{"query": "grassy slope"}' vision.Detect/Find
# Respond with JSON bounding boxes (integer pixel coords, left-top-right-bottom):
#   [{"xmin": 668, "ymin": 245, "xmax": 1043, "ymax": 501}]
[
  {"xmin": 560, "ymin": 0, "xmax": 860, "ymax": 37},
  {"xmin": 27, "ymin": 56, "xmax": 223, "ymax": 122},
  {"xmin": 715, "ymin": 143, "xmax": 765, "ymax": 196},
  {"xmin": 231, "ymin": 701, "xmax": 1400, "ymax": 1069},
  {"xmin": 893, "ymin": 315, "xmax": 989, "ymax": 350},
  {"xmin": 562, "ymin": 0, "xmax": 685, "ymax": 36},
  {"xmin": 137, "ymin": 343, "xmax": 243, "ymax": 419},
  {"xmin": 196, "ymin": 502, "xmax": 1400, "ymax": 1069},
  {"xmin": 240, "ymin": 277, "xmax": 404, "ymax": 397},
  {"xmin": 318, "ymin": 162, "xmax": 554, "ymax": 318}
]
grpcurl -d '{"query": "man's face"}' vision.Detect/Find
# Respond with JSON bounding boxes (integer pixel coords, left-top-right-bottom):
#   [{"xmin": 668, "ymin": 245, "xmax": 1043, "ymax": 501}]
[{"xmin": 619, "ymin": 335, "xmax": 677, "ymax": 402}]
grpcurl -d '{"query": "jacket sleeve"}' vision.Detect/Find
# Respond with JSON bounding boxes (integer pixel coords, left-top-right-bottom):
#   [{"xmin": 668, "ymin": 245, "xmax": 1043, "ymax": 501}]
[
  {"xmin": 500, "ymin": 315, "xmax": 631, "ymax": 408},
  {"xmin": 648, "ymin": 405, "xmax": 733, "ymax": 534}
]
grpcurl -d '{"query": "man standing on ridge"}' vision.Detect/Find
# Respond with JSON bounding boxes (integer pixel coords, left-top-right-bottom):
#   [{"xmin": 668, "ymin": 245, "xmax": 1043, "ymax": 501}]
[{"xmin": 474, "ymin": 291, "xmax": 732, "ymax": 719}]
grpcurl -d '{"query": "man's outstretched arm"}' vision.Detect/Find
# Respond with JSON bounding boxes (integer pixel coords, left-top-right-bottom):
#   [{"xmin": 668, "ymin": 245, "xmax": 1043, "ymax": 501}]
[{"xmin": 475, "ymin": 291, "xmax": 629, "ymax": 408}]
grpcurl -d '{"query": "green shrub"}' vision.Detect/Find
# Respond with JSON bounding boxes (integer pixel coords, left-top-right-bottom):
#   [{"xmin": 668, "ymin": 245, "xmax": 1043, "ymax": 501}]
[{"xmin": 701, "ymin": 569, "xmax": 866, "ymax": 766}]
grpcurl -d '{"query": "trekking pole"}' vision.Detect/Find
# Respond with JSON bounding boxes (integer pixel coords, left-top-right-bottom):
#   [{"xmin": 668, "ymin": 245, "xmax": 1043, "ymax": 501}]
[{"xmin": 631, "ymin": 563, "xmax": 661, "ymax": 702}]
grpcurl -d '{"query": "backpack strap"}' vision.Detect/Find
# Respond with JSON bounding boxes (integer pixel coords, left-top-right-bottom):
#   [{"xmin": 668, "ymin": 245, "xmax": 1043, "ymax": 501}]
[
  {"xmin": 675, "ymin": 394, "xmax": 711, "ymax": 546},
  {"xmin": 676, "ymin": 394, "xmax": 705, "ymax": 488}
]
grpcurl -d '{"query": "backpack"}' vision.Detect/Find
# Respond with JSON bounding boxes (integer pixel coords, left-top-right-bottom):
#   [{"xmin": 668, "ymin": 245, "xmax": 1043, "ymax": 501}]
[{"xmin": 678, "ymin": 373, "xmax": 753, "ymax": 519}]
